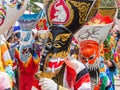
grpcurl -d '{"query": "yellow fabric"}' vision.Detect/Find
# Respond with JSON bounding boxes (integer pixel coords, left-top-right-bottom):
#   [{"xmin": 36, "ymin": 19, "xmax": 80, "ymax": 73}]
[
  {"xmin": 33, "ymin": 56, "xmax": 40, "ymax": 65},
  {"xmin": 0, "ymin": 42, "xmax": 13, "ymax": 71},
  {"xmin": 0, "ymin": 46, "xmax": 5, "ymax": 71},
  {"xmin": 0, "ymin": 41, "xmax": 13, "ymax": 89}
]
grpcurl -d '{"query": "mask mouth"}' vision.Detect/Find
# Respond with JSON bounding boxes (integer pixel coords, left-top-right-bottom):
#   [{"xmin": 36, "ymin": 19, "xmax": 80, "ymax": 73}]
[
  {"xmin": 41, "ymin": 53, "xmax": 65, "ymax": 71},
  {"xmin": 87, "ymin": 58, "xmax": 100, "ymax": 86},
  {"xmin": 35, "ymin": 56, "xmax": 65, "ymax": 79}
]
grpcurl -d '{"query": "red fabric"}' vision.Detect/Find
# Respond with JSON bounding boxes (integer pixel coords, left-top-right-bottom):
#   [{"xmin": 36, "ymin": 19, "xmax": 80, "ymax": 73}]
[
  {"xmin": 65, "ymin": 59, "xmax": 76, "ymax": 88},
  {"xmin": 33, "ymin": 79, "xmax": 41, "ymax": 90},
  {"xmin": 74, "ymin": 74, "xmax": 90, "ymax": 90},
  {"xmin": 15, "ymin": 49, "xmax": 39, "ymax": 90},
  {"xmin": 32, "ymin": 59, "xmax": 89, "ymax": 90},
  {"xmin": 19, "ymin": 73, "xmax": 34, "ymax": 90}
]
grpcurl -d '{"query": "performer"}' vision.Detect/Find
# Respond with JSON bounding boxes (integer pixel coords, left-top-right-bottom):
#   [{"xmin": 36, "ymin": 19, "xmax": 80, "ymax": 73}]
[
  {"xmin": 0, "ymin": 35, "xmax": 14, "ymax": 89},
  {"xmin": 14, "ymin": 10, "xmax": 42, "ymax": 90},
  {"xmin": 34, "ymin": 25, "xmax": 91, "ymax": 90},
  {"xmin": 34, "ymin": 0, "xmax": 99, "ymax": 90}
]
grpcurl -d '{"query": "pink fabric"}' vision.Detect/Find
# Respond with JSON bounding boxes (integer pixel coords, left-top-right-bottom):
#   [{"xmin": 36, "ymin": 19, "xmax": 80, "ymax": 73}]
[{"xmin": 0, "ymin": 72, "xmax": 11, "ymax": 90}]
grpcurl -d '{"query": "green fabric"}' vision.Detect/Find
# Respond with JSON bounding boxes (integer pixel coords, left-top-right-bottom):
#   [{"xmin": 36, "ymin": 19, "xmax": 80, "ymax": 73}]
[{"xmin": 100, "ymin": 76, "xmax": 108, "ymax": 90}]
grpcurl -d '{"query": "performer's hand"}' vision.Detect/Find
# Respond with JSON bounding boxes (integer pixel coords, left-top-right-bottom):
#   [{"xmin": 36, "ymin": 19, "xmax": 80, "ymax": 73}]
[
  {"xmin": 39, "ymin": 78, "xmax": 58, "ymax": 90},
  {"xmin": 104, "ymin": 61, "xmax": 113, "ymax": 68}
]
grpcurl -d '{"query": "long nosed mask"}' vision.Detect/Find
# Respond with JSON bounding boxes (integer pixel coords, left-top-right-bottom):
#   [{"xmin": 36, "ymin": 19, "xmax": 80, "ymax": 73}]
[{"xmin": 37, "ymin": 25, "xmax": 72, "ymax": 78}]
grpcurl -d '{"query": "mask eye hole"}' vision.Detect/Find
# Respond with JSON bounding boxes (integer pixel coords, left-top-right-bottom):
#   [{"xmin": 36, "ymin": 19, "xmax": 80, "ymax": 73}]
[
  {"xmin": 46, "ymin": 42, "xmax": 52, "ymax": 48},
  {"xmin": 89, "ymin": 56, "xmax": 94, "ymax": 60},
  {"xmin": 81, "ymin": 55, "xmax": 86, "ymax": 60},
  {"xmin": 54, "ymin": 43, "xmax": 61, "ymax": 48}
]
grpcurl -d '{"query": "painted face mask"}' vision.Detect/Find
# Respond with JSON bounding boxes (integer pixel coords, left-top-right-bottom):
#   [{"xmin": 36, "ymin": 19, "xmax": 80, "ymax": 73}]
[
  {"xmin": 35, "ymin": 30, "xmax": 48, "ymax": 52},
  {"xmin": 74, "ymin": 13, "xmax": 114, "ymax": 88},
  {"xmin": 0, "ymin": 0, "xmax": 27, "ymax": 34},
  {"xmin": 35, "ymin": 0, "xmax": 100, "ymax": 79},
  {"xmin": 36, "ymin": 25, "xmax": 72, "ymax": 79},
  {"xmin": 79, "ymin": 40, "xmax": 99, "ymax": 85},
  {"xmin": 18, "ymin": 11, "xmax": 43, "ymax": 63}
]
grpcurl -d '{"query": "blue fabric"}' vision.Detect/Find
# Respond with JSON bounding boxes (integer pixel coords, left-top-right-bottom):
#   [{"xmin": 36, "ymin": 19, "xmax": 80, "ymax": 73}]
[
  {"xmin": 5, "ymin": 65, "xmax": 14, "ymax": 78},
  {"xmin": 106, "ymin": 67, "xmax": 117, "ymax": 90}
]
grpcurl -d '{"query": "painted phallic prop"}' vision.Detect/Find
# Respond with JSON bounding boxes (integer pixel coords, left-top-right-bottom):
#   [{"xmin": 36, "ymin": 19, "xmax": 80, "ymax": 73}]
[
  {"xmin": 74, "ymin": 13, "xmax": 114, "ymax": 87},
  {"xmin": 0, "ymin": 0, "xmax": 27, "ymax": 34},
  {"xmin": 44, "ymin": 0, "xmax": 100, "ymax": 34},
  {"xmin": 98, "ymin": 0, "xmax": 116, "ymax": 18},
  {"xmin": 35, "ymin": 0, "xmax": 100, "ymax": 79},
  {"xmin": 18, "ymin": 11, "xmax": 43, "ymax": 63}
]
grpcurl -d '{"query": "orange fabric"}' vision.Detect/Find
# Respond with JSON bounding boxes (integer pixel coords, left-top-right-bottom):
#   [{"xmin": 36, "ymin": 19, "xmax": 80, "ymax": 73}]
[{"xmin": 94, "ymin": 82, "xmax": 101, "ymax": 90}]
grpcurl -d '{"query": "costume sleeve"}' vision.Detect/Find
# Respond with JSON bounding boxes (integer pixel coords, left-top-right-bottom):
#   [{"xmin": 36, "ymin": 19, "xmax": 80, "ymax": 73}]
[
  {"xmin": 109, "ymin": 60, "xmax": 117, "ymax": 72},
  {"xmin": 28, "ymin": 47, "xmax": 40, "ymax": 65},
  {"xmin": 2, "ymin": 42, "xmax": 13, "ymax": 67},
  {"xmin": 65, "ymin": 60, "xmax": 91, "ymax": 90},
  {"xmin": 74, "ymin": 68, "xmax": 91, "ymax": 90}
]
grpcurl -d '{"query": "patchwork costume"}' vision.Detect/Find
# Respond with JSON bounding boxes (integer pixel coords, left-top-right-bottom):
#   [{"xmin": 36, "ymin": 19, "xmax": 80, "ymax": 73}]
[
  {"xmin": 74, "ymin": 12, "xmax": 114, "ymax": 89},
  {"xmin": 0, "ymin": 0, "xmax": 27, "ymax": 89},
  {"xmin": 14, "ymin": 10, "xmax": 42, "ymax": 90},
  {"xmin": 34, "ymin": 0, "xmax": 100, "ymax": 90}
]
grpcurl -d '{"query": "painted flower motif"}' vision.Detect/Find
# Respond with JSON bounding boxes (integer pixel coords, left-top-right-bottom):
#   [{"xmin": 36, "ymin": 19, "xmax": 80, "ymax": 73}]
[{"xmin": 87, "ymin": 13, "xmax": 113, "ymax": 25}]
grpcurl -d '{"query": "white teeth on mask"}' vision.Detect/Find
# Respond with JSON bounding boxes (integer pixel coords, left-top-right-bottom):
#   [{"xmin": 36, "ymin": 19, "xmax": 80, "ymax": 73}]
[
  {"xmin": 57, "ymin": 58, "xmax": 60, "ymax": 65},
  {"xmin": 52, "ymin": 65, "xmax": 55, "ymax": 73}
]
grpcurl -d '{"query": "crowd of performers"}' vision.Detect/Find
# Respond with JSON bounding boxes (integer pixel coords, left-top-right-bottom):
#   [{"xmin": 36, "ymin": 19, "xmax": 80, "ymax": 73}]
[
  {"xmin": 0, "ymin": 20, "xmax": 120, "ymax": 90},
  {"xmin": 1, "ymin": 0, "xmax": 120, "ymax": 90}
]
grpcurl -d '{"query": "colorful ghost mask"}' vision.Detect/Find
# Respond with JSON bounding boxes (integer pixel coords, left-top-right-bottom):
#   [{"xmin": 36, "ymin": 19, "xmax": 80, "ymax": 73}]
[
  {"xmin": 35, "ymin": 0, "xmax": 100, "ymax": 79},
  {"xmin": 74, "ymin": 13, "xmax": 114, "ymax": 87},
  {"xmin": 18, "ymin": 11, "xmax": 43, "ymax": 63},
  {"xmin": 37, "ymin": 25, "xmax": 72, "ymax": 78},
  {"xmin": 79, "ymin": 40, "xmax": 99, "ymax": 85}
]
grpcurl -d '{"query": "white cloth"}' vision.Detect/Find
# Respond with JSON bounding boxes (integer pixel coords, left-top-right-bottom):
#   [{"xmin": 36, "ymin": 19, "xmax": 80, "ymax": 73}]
[
  {"xmin": 0, "ymin": 72, "xmax": 11, "ymax": 90},
  {"xmin": 39, "ymin": 78, "xmax": 57, "ymax": 90}
]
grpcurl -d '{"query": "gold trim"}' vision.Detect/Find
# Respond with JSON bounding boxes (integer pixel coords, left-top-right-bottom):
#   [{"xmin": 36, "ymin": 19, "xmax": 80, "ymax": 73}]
[{"xmin": 70, "ymin": 1, "xmax": 91, "ymax": 24}]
